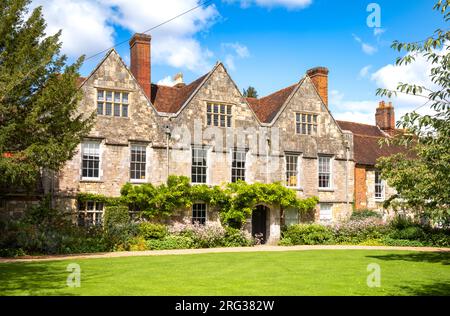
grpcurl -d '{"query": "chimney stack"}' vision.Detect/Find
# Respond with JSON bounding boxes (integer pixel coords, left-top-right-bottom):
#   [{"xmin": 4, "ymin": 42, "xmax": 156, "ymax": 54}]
[
  {"xmin": 376, "ymin": 101, "xmax": 396, "ymax": 135},
  {"xmin": 130, "ymin": 33, "xmax": 151, "ymax": 99},
  {"xmin": 173, "ymin": 73, "xmax": 185, "ymax": 88},
  {"xmin": 306, "ymin": 67, "xmax": 329, "ymax": 107}
]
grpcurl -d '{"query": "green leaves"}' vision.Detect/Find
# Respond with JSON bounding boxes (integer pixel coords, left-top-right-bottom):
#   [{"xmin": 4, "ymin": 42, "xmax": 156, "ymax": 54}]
[
  {"xmin": 119, "ymin": 176, "xmax": 318, "ymax": 228},
  {"xmin": 0, "ymin": 0, "xmax": 93, "ymax": 188}
]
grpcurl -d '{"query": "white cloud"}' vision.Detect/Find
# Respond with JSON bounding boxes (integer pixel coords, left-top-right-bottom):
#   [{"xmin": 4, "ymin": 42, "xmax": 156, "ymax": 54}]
[
  {"xmin": 329, "ymin": 90, "xmax": 378, "ymax": 125},
  {"xmin": 157, "ymin": 75, "xmax": 176, "ymax": 86},
  {"xmin": 371, "ymin": 49, "xmax": 444, "ymax": 116},
  {"xmin": 352, "ymin": 34, "xmax": 377, "ymax": 55},
  {"xmin": 31, "ymin": 0, "xmax": 115, "ymax": 57},
  {"xmin": 31, "ymin": 0, "xmax": 219, "ymax": 73},
  {"xmin": 221, "ymin": 42, "xmax": 250, "ymax": 71},
  {"xmin": 224, "ymin": 0, "xmax": 313, "ymax": 9},
  {"xmin": 359, "ymin": 65, "xmax": 372, "ymax": 78}
]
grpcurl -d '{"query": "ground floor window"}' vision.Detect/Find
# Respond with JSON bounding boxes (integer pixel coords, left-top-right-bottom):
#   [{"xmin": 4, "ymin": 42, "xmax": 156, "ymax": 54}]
[
  {"xmin": 192, "ymin": 203, "xmax": 207, "ymax": 225},
  {"xmin": 319, "ymin": 203, "xmax": 333, "ymax": 222},
  {"xmin": 284, "ymin": 207, "xmax": 299, "ymax": 226},
  {"xmin": 78, "ymin": 201, "xmax": 104, "ymax": 226}
]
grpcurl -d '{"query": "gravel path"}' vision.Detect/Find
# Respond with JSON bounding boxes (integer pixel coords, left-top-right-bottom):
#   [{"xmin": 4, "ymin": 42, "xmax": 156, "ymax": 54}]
[{"xmin": 1, "ymin": 245, "xmax": 449, "ymax": 263}]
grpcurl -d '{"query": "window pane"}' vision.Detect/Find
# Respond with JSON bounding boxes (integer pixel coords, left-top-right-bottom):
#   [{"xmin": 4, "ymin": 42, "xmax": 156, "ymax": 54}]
[
  {"xmin": 114, "ymin": 104, "xmax": 120, "ymax": 117},
  {"xmin": 106, "ymin": 91, "xmax": 113, "ymax": 102},
  {"xmin": 121, "ymin": 105, "xmax": 128, "ymax": 117},
  {"xmin": 97, "ymin": 102, "xmax": 103, "ymax": 115},
  {"xmin": 130, "ymin": 145, "xmax": 146, "ymax": 180},
  {"xmin": 122, "ymin": 93, "xmax": 129, "ymax": 104},
  {"xmin": 97, "ymin": 90, "xmax": 104, "ymax": 101},
  {"xmin": 114, "ymin": 92, "xmax": 121, "ymax": 103},
  {"xmin": 105, "ymin": 103, "xmax": 112, "ymax": 115}
]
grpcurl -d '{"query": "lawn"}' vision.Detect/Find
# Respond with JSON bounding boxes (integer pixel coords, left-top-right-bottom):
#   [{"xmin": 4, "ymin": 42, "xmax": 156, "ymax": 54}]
[{"xmin": 1, "ymin": 250, "xmax": 449, "ymax": 296}]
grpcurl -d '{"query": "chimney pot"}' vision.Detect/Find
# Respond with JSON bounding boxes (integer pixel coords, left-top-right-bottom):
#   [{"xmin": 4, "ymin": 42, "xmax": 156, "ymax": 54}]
[
  {"xmin": 130, "ymin": 33, "xmax": 151, "ymax": 99},
  {"xmin": 306, "ymin": 67, "xmax": 329, "ymax": 107}
]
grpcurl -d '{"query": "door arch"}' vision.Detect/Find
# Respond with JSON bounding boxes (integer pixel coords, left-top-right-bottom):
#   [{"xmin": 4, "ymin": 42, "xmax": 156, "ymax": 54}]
[{"xmin": 252, "ymin": 205, "xmax": 269, "ymax": 244}]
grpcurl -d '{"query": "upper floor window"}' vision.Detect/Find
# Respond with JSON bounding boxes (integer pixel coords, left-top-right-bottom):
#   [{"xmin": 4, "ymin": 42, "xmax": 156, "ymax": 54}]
[
  {"xmin": 81, "ymin": 141, "xmax": 100, "ymax": 180},
  {"xmin": 130, "ymin": 144, "xmax": 146, "ymax": 181},
  {"xmin": 78, "ymin": 201, "xmax": 104, "ymax": 226},
  {"xmin": 296, "ymin": 113, "xmax": 318, "ymax": 135},
  {"xmin": 375, "ymin": 170, "xmax": 385, "ymax": 201},
  {"xmin": 192, "ymin": 147, "xmax": 208, "ymax": 184},
  {"xmin": 318, "ymin": 156, "xmax": 332, "ymax": 189},
  {"xmin": 231, "ymin": 149, "xmax": 246, "ymax": 183},
  {"xmin": 285, "ymin": 154, "xmax": 300, "ymax": 187},
  {"xmin": 192, "ymin": 203, "xmax": 207, "ymax": 225},
  {"xmin": 97, "ymin": 90, "xmax": 129, "ymax": 117},
  {"xmin": 207, "ymin": 103, "xmax": 232, "ymax": 127}
]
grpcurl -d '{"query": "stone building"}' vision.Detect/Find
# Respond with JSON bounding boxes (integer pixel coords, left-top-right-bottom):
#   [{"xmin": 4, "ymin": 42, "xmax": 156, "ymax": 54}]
[{"xmin": 0, "ymin": 33, "xmax": 404, "ymax": 243}]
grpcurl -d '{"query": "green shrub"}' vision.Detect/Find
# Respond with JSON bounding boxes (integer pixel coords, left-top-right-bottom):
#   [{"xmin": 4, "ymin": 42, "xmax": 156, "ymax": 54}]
[
  {"xmin": 128, "ymin": 236, "xmax": 149, "ymax": 251},
  {"xmin": 381, "ymin": 237, "xmax": 425, "ymax": 247},
  {"xmin": 278, "ymin": 237, "xmax": 293, "ymax": 246},
  {"xmin": 333, "ymin": 218, "xmax": 389, "ymax": 244},
  {"xmin": 103, "ymin": 205, "xmax": 136, "ymax": 248},
  {"xmin": 223, "ymin": 226, "xmax": 252, "ymax": 247},
  {"xmin": 388, "ymin": 226, "xmax": 426, "ymax": 240},
  {"xmin": 146, "ymin": 235, "xmax": 194, "ymax": 250},
  {"xmin": 138, "ymin": 222, "xmax": 168, "ymax": 240},
  {"xmin": 350, "ymin": 209, "xmax": 382, "ymax": 221},
  {"xmin": 283, "ymin": 224, "xmax": 334, "ymax": 245}
]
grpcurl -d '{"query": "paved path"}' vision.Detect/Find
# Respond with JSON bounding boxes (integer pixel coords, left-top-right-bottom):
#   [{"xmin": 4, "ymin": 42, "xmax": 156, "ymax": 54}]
[{"xmin": 1, "ymin": 245, "xmax": 449, "ymax": 263}]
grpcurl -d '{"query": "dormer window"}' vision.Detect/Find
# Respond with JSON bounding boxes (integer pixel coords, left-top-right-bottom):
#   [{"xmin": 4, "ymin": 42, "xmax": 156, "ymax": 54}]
[
  {"xmin": 206, "ymin": 103, "xmax": 232, "ymax": 127},
  {"xmin": 296, "ymin": 113, "xmax": 318, "ymax": 135},
  {"xmin": 97, "ymin": 90, "xmax": 129, "ymax": 117}
]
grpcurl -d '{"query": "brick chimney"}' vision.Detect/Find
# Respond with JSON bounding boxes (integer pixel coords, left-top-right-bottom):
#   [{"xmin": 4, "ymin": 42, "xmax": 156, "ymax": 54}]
[
  {"xmin": 130, "ymin": 33, "xmax": 151, "ymax": 99},
  {"xmin": 307, "ymin": 67, "xmax": 329, "ymax": 107},
  {"xmin": 376, "ymin": 101, "xmax": 396, "ymax": 135}
]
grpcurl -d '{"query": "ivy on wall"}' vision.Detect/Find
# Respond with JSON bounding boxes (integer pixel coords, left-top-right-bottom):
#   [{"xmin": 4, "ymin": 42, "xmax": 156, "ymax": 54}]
[{"xmin": 77, "ymin": 176, "xmax": 319, "ymax": 228}]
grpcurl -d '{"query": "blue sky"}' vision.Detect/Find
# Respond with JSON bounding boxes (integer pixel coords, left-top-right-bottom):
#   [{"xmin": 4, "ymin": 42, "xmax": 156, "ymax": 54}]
[{"xmin": 32, "ymin": 0, "xmax": 447, "ymax": 124}]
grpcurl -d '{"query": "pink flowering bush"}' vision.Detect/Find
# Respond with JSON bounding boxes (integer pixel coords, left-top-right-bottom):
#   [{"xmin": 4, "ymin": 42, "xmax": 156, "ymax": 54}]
[{"xmin": 332, "ymin": 217, "xmax": 389, "ymax": 244}]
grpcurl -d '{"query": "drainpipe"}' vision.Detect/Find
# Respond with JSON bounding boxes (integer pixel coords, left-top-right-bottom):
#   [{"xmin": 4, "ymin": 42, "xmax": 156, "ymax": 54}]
[
  {"xmin": 266, "ymin": 133, "xmax": 270, "ymax": 184},
  {"xmin": 165, "ymin": 122, "xmax": 171, "ymax": 181},
  {"xmin": 345, "ymin": 143, "xmax": 350, "ymax": 210}
]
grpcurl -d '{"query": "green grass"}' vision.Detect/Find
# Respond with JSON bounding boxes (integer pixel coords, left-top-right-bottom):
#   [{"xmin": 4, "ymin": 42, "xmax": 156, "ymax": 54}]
[{"xmin": 1, "ymin": 250, "xmax": 449, "ymax": 296}]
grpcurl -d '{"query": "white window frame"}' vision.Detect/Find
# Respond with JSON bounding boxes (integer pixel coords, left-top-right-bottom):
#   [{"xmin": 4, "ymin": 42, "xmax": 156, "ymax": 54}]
[
  {"xmin": 374, "ymin": 170, "xmax": 385, "ymax": 201},
  {"xmin": 206, "ymin": 102, "xmax": 233, "ymax": 128},
  {"xmin": 295, "ymin": 112, "xmax": 318, "ymax": 136},
  {"xmin": 81, "ymin": 141, "xmax": 102, "ymax": 181},
  {"xmin": 77, "ymin": 200, "xmax": 104, "ymax": 227},
  {"xmin": 97, "ymin": 89, "xmax": 129, "ymax": 118},
  {"xmin": 231, "ymin": 148, "xmax": 247, "ymax": 183},
  {"xmin": 192, "ymin": 203, "xmax": 208, "ymax": 225},
  {"xmin": 285, "ymin": 153, "xmax": 301, "ymax": 188},
  {"xmin": 191, "ymin": 146, "xmax": 209, "ymax": 184},
  {"xmin": 319, "ymin": 203, "xmax": 333, "ymax": 222},
  {"xmin": 130, "ymin": 144, "xmax": 148, "ymax": 183},
  {"xmin": 318, "ymin": 155, "xmax": 333, "ymax": 190}
]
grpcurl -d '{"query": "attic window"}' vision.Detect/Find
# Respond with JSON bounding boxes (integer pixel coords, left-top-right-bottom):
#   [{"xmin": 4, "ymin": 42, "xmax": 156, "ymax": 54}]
[
  {"xmin": 97, "ymin": 90, "xmax": 129, "ymax": 118},
  {"xmin": 206, "ymin": 103, "xmax": 232, "ymax": 127},
  {"xmin": 296, "ymin": 113, "xmax": 318, "ymax": 135}
]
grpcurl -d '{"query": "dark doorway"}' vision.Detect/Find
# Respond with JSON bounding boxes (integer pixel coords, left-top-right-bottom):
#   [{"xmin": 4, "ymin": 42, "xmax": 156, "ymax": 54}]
[{"xmin": 252, "ymin": 205, "xmax": 268, "ymax": 244}]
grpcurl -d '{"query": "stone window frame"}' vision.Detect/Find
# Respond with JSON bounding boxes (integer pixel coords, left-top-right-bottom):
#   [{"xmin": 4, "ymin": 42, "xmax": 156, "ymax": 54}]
[
  {"xmin": 77, "ymin": 200, "xmax": 104, "ymax": 227},
  {"xmin": 284, "ymin": 207, "xmax": 300, "ymax": 226},
  {"xmin": 130, "ymin": 143, "xmax": 148, "ymax": 183},
  {"xmin": 192, "ymin": 202, "xmax": 208, "ymax": 225},
  {"xmin": 319, "ymin": 203, "xmax": 333, "ymax": 222},
  {"xmin": 285, "ymin": 152, "xmax": 302, "ymax": 189},
  {"xmin": 80, "ymin": 140, "xmax": 102, "ymax": 181},
  {"xmin": 295, "ymin": 112, "xmax": 318, "ymax": 136},
  {"xmin": 191, "ymin": 146, "xmax": 209, "ymax": 185},
  {"xmin": 374, "ymin": 170, "xmax": 385, "ymax": 201},
  {"xmin": 231, "ymin": 148, "xmax": 247, "ymax": 183},
  {"xmin": 206, "ymin": 102, "xmax": 233, "ymax": 128},
  {"xmin": 97, "ymin": 89, "xmax": 129, "ymax": 118},
  {"xmin": 318, "ymin": 155, "xmax": 333, "ymax": 190}
]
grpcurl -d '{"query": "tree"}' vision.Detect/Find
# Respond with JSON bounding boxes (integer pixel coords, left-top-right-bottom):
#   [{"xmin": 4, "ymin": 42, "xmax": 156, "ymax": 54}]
[
  {"xmin": 376, "ymin": 0, "xmax": 450, "ymax": 224},
  {"xmin": 243, "ymin": 86, "xmax": 258, "ymax": 98},
  {"xmin": 0, "ymin": 0, "xmax": 94, "ymax": 188}
]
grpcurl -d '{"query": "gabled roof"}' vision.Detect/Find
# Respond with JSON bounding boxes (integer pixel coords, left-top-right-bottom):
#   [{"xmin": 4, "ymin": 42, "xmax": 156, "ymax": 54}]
[
  {"xmin": 150, "ymin": 74, "xmax": 208, "ymax": 113},
  {"xmin": 246, "ymin": 84, "xmax": 298, "ymax": 123},
  {"xmin": 337, "ymin": 120, "xmax": 406, "ymax": 166}
]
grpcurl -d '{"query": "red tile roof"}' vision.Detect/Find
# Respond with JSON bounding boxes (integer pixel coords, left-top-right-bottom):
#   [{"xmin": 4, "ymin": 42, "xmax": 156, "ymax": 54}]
[
  {"xmin": 150, "ymin": 74, "xmax": 208, "ymax": 113},
  {"xmin": 247, "ymin": 83, "xmax": 298, "ymax": 123},
  {"xmin": 337, "ymin": 121, "xmax": 407, "ymax": 166}
]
